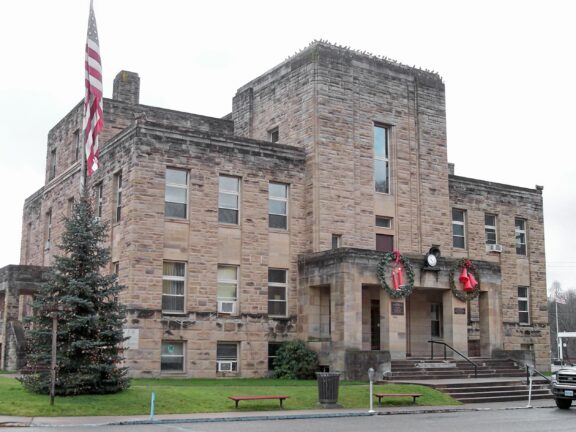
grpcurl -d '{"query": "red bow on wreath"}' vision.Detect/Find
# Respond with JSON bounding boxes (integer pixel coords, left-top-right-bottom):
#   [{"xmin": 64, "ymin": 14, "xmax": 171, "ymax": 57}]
[
  {"xmin": 391, "ymin": 250, "xmax": 404, "ymax": 290},
  {"xmin": 458, "ymin": 260, "xmax": 478, "ymax": 292}
]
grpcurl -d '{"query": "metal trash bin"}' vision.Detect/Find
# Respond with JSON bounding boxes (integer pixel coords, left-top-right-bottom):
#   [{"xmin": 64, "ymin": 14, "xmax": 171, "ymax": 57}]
[{"xmin": 316, "ymin": 372, "xmax": 341, "ymax": 407}]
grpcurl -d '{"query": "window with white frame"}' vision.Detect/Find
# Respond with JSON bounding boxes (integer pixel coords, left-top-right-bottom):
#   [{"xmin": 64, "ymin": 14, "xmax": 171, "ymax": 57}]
[
  {"xmin": 518, "ymin": 286, "xmax": 530, "ymax": 324},
  {"xmin": 269, "ymin": 182, "xmax": 288, "ymax": 229},
  {"xmin": 375, "ymin": 216, "xmax": 392, "ymax": 229},
  {"xmin": 268, "ymin": 269, "xmax": 287, "ymax": 317},
  {"xmin": 161, "ymin": 341, "xmax": 184, "ymax": 372},
  {"xmin": 515, "ymin": 218, "xmax": 527, "ymax": 255},
  {"xmin": 162, "ymin": 262, "xmax": 186, "ymax": 313},
  {"xmin": 165, "ymin": 168, "xmax": 188, "ymax": 219},
  {"xmin": 114, "ymin": 172, "xmax": 123, "ymax": 223},
  {"xmin": 374, "ymin": 125, "xmax": 390, "ymax": 194},
  {"xmin": 216, "ymin": 342, "xmax": 238, "ymax": 372},
  {"xmin": 485, "ymin": 214, "xmax": 497, "ymax": 245},
  {"xmin": 44, "ymin": 210, "xmax": 52, "ymax": 250},
  {"xmin": 95, "ymin": 182, "xmax": 103, "ymax": 219},
  {"xmin": 452, "ymin": 209, "xmax": 466, "ymax": 249},
  {"xmin": 217, "ymin": 265, "xmax": 238, "ymax": 313},
  {"xmin": 218, "ymin": 176, "xmax": 240, "ymax": 224}
]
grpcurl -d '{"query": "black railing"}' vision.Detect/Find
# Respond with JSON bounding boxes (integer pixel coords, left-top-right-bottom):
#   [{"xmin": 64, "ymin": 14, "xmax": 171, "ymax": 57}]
[
  {"xmin": 428, "ymin": 340, "xmax": 479, "ymax": 378},
  {"xmin": 525, "ymin": 365, "xmax": 550, "ymax": 383}
]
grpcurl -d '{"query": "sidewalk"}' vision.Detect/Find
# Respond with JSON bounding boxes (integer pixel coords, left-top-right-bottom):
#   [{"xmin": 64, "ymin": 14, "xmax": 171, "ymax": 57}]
[{"xmin": 0, "ymin": 398, "xmax": 556, "ymax": 428}]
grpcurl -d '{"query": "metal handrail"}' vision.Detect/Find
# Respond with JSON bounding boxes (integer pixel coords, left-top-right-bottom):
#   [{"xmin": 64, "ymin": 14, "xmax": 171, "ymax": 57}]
[
  {"xmin": 525, "ymin": 365, "xmax": 550, "ymax": 383},
  {"xmin": 428, "ymin": 339, "xmax": 479, "ymax": 378}
]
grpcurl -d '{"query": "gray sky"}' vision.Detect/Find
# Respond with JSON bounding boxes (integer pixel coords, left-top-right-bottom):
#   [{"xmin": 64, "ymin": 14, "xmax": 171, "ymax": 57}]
[{"xmin": 1, "ymin": 0, "xmax": 574, "ymax": 291}]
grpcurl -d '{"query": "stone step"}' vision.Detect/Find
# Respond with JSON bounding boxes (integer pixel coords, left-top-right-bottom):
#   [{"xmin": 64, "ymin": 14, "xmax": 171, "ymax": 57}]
[
  {"xmin": 454, "ymin": 393, "xmax": 552, "ymax": 403},
  {"xmin": 448, "ymin": 389, "xmax": 551, "ymax": 398}
]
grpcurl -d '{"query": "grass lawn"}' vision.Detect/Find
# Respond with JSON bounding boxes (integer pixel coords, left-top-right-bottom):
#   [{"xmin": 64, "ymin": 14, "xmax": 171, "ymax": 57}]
[{"xmin": 0, "ymin": 377, "xmax": 459, "ymax": 417}]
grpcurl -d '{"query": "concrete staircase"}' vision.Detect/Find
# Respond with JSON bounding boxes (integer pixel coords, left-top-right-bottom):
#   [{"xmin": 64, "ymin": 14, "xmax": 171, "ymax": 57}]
[
  {"xmin": 387, "ymin": 358, "xmax": 526, "ymax": 380},
  {"xmin": 386, "ymin": 358, "xmax": 552, "ymax": 403}
]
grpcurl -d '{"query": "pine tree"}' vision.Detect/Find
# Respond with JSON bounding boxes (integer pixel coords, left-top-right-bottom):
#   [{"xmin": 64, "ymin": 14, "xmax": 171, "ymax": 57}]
[{"xmin": 20, "ymin": 195, "xmax": 129, "ymax": 395}]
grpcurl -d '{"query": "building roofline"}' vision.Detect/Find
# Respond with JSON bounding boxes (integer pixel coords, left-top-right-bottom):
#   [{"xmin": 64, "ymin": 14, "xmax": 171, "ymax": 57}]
[{"xmin": 449, "ymin": 174, "xmax": 543, "ymax": 196}]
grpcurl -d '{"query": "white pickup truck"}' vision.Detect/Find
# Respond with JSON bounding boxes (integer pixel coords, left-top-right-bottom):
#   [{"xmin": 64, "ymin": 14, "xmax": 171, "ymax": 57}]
[{"xmin": 550, "ymin": 367, "xmax": 576, "ymax": 409}]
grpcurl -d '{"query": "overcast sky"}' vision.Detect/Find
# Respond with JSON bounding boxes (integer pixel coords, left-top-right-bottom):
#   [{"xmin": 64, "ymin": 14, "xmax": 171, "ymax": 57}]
[{"xmin": 1, "ymin": 0, "xmax": 574, "ymax": 291}]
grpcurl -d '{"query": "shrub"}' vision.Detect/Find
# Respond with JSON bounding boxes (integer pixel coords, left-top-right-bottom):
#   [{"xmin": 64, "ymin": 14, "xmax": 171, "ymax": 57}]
[{"xmin": 272, "ymin": 340, "xmax": 319, "ymax": 379}]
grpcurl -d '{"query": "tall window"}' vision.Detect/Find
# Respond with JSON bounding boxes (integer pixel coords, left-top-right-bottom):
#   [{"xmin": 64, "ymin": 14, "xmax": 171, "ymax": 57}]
[
  {"xmin": 374, "ymin": 125, "xmax": 390, "ymax": 193},
  {"xmin": 67, "ymin": 197, "xmax": 75, "ymax": 216},
  {"xmin": 218, "ymin": 176, "xmax": 240, "ymax": 224},
  {"xmin": 49, "ymin": 148, "xmax": 57, "ymax": 180},
  {"xmin": 452, "ymin": 209, "xmax": 466, "ymax": 249},
  {"xmin": 217, "ymin": 342, "xmax": 238, "ymax": 372},
  {"xmin": 217, "ymin": 265, "xmax": 238, "ymax": 313},
  {"xmin": 485, "ymin": 214, "xmax": 497, "ymax": 245},
  {"xmin": 518, "ymin": 286, "xmax": 530, "ymax": 324},
  {"xmin": 515, "ymin": 218, "xmax": 527, "ymax": 255},
  {"xmin": 95, "ymin": 182, "xmax": 103, "ymax": 218},
  {"xmin": 332, "ymin": 234, "xmax": 342, "ymax": 249},
  {"xmin": 268, "ymin": 127, "xmax": 279, "ymax": 143},
  {"xmin": 268, "ymin": 342, "xmax": 282, "ymax": 372},
  {"xmin": 269, "ymin": 183, "xmax": 288, "ymax": 229},
  {"xmin": 44, "ymin": 210, "xmax": 52, "ymax": 250},
  {"xmin": 161, "ymin": 341, "xmax": 184, "ymax": 372},
  {"xmin": 74, "ymin": 129, "xmax": 80, "ymax": 161},
  {"xmin": 268, "ymin": 269, "xmax": 287, "ymax": 317},
  {"xmin": 114, "ymin": 172, "xmax": 123, "ymax": 223},
  {"xmin": 376, "ymin": 234, "xmax": 393, "ymax": 252},
  {"xmin": 162, "ymin": 262, "xmax": 186, "ymax": 313},
  {"xmin": 165, "ymin": 168, "xmax": 188, "ymax": 219}
]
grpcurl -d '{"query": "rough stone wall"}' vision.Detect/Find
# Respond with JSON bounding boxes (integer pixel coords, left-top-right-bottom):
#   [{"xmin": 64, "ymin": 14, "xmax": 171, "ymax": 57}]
[{"xmin": 449, "ymin": 176, "xmax": 549, "ymax": 369}]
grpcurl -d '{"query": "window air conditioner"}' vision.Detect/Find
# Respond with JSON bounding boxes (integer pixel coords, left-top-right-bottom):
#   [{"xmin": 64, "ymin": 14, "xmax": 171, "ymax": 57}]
[
  {"xmin": 486, "ymin": 244, "xmax": 503, "ymax": 253},
  {"xmin": 218, "ymin": 301, "xmax": 236, "ymax": 314},
  {"xmin": 217, "ymin": 361, "xmax": 236, "ymax": 372}
]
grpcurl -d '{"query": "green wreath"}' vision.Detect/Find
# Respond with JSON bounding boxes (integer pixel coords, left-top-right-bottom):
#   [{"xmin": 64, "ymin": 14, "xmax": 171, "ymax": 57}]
[
  {"xmin": 376, "ymin": 251, "xmax": 415, "ymax": 299},
  {"xmin": 449, "ymin": 258, "xmax": 481, "ymax": 301}
]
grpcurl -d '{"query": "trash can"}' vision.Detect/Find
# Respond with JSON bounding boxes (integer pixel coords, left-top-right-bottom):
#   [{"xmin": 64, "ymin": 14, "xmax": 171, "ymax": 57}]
[{"xmin": 316, "ymin": 372, "xmax": 341, "ymax": 407}]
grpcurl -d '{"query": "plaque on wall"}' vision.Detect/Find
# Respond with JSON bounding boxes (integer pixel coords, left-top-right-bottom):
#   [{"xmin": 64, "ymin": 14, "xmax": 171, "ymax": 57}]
[
  {"xmin": 391, "ymin": 301, "xmax": 404, "ymax": 316},
  {"xmin": 454, "ymin": 307, "xmax": 466, "ymax": 315}
]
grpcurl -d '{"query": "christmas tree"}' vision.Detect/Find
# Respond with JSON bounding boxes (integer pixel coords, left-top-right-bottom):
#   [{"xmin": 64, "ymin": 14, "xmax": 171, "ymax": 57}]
[{"xmin": 20, "ymin": 195, "xmax": 129, "ymax": 395}]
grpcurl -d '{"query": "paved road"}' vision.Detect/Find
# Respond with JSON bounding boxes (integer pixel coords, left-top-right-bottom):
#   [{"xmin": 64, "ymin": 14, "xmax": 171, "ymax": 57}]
[{"xmin": 2, "ymin": 408, "xmax": 575, "ymax": 432}]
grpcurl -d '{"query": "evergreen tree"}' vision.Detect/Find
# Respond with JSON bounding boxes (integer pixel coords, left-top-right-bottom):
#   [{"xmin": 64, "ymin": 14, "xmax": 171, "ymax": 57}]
[{"xmin": 20, "ymin": 195, "xmax": 129, "ymax": 395}]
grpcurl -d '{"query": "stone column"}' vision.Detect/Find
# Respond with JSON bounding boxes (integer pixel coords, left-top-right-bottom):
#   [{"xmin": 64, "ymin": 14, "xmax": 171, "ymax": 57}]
[
  {"xmin": 480, "ymin": 288, "xmax": 502, "ymax": 357},
  {"xmin": 380, "ymin": 293, "xmax": 407, "ymax": 359},
  {"xmin": 1, "ymin": 284, "xmax": 20, "ymax": 370},
  {"xmin": 442, "ymin": 290, "xmax": 468, "ymax": 356}
]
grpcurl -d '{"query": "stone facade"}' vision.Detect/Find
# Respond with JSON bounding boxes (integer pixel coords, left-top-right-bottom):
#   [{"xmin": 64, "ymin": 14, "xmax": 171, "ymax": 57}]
[{"xmin": 4, "ymin": 41, "xmax": 549, "ymax": 376}]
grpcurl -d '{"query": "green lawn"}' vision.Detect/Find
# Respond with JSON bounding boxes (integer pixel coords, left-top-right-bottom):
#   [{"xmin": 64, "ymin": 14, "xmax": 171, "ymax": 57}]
[{"xmin": 0, "ymin": 377, "xmax": 458, "ymax": 417}]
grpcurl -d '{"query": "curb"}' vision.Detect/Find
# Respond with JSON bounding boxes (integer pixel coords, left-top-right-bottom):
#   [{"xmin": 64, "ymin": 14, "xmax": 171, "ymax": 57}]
[{"xmin": 23, "ymin": 404, "xmax": 556, "ymax": 428}]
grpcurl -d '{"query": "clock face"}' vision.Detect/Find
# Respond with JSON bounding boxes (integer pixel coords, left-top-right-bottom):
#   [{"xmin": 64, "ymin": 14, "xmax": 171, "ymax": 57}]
[{"xmin": 427, "ymin": 254, "xmax": 437, "ymax": 267}]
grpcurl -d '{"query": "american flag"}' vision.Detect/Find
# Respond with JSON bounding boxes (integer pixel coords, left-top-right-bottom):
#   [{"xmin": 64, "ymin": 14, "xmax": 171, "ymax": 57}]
[{"xmin": 83, "ymin": 0, "xmax": 103, "ymax": 176}]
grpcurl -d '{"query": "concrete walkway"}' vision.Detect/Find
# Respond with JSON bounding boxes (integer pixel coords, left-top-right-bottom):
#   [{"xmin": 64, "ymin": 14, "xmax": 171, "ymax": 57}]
[{"xmin": 0, "ymin": 398, "xmax": 557, "ymax": 428}]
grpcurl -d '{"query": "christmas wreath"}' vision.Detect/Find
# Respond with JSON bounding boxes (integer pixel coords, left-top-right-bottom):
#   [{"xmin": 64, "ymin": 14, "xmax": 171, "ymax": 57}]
[
  {"xmin": 376, "ymin": 251, "xmax": 415, "ymax": 299},
  {"xmin": 449, "ymin": 259, "xmax": 481, "ymax": 301}
]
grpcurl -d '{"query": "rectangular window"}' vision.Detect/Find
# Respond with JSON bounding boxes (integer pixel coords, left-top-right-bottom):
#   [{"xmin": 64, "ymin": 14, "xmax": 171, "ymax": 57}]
[
  {"xmin": 44, "ymin": 210, "xmax": 52, "ymax": 250},
  {"xmin": 374, "ymin": 125, "xmax": 390, "ymax": 194},
  {"xmin": 375, "ymin": 216, "xmax": 392, "ymax": 229},
  {"xmin": 49, "ymin": 148, "xmax": 57, "ymax": 180},
  {"xmin": 113, "ymin": 261, "xmax": 119, "ymax": 275},
  {"xmin": 515, "ymin": 218, "xmax": 527, "ymax": 255},
  {"xmin": 161, "ymin": 341, "xmax": 184, "ymax": 372},
  {"xmin": 431, "ymin": 304, "xmax": 443, "ymax": 338},
  {"xmin": 485, "ymin": 214, "xmax": 497, "ymax": 245},
  {"xmin": 74, "ymin": 129, "xmax": 80, "ymax": 161},
  {"xmin": 269, "ymin": 182, "xmax": 288, "ymax": 229},
  {"xmin": 165, "ymin": 168, "xmax": 188, "ymax": 219},
  {"xmin": 452, "ymin": 209, "xmax": 466, "ymax": 249},
  {"xmin": 218, "ymin": 176, "xmax": 240, "ymax": 224},
  {"xmin": 67, "ymin": 197, "xmax": 75, "ymax": 216},
  {"xmin": 217, "ymin": 342, "xmax": 238, "ymax": 372},
  {"xmin": 162, "ymin": 262, "xmax": 186, "ymax": 313},
  {"xmin": 114, "ymin": 172, "xmax": 123, "ymax": 223},
  {"xmin": 95, "ymin": 182, "xmax": 103, "ymax": 218},
  {"xmin": 269, "ymin": 127, "xmax": 279, "ymax": 143},
  {"xmin": 332, "ymin": 234, "xmax": 342, "ymax": 249},
  {"xmin": 376, "ymin": 234, "xmax": 393, "ymax": 252},
  {"xmin": 217, "ymin": 265, "xmax": 238, "ymax": 313},
  {"xmin": 268, "ymin": 269, "xmax": 287, "ymax": 317},
  {"xmin": 518, "ymin": 286, "xmax": 530, "ymax": 324},
  {"xmin": 268, "ymin": 342, "xmax": 282, "ymax": 372}
]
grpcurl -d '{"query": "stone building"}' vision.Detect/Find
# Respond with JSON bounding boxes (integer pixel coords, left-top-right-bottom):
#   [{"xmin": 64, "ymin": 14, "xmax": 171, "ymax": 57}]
[{"xmin": 1, "ymin": 42, "xmax": 549, "ymax": 376}]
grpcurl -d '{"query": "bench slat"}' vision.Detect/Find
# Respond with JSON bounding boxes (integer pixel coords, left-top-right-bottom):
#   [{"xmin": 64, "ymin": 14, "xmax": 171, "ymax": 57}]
[
  {"xmin": 228, "ymin": 395, "xmax": 290, "ymax": 409},
  {"xmin": 373, "ymin": 393, "xmax": 422, "ymax": 407}
]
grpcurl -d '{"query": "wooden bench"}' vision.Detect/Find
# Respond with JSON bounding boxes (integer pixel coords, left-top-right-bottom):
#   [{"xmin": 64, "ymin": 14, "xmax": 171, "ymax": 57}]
[
  {"xmin": 228, "ymin": 395, "xmax": 290, "ymax": 409},
  {"xmin": 373, "ymin": 393, "xmax": 422, "ymax": 407}
]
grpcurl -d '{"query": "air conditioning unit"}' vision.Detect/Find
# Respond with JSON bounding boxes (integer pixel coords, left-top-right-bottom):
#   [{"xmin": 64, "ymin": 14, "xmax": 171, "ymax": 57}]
[
  {"xmin": 486, "ymin": 244, "xmax": 503, "ymax": 253},
  {"xmin": 217, "ymin": 361, "xmax": 237, "ymax": 372},
  {"xmin": 218, "ymin": 301, "xmax": 236, "ymax": 314}
]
